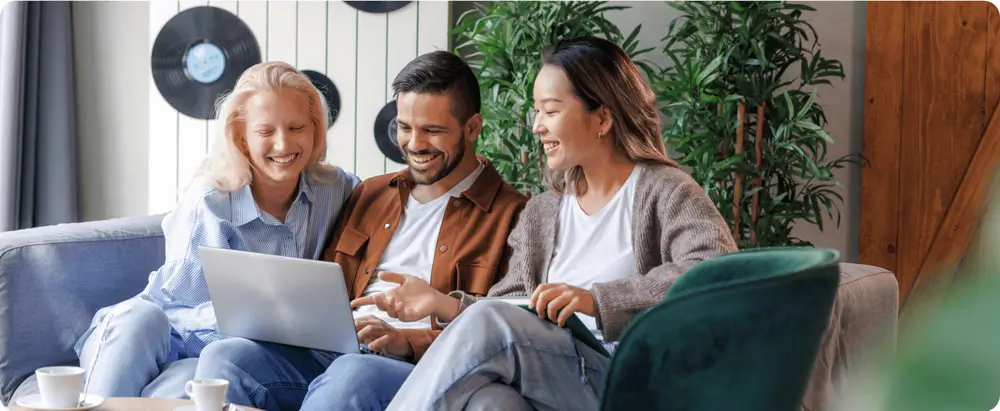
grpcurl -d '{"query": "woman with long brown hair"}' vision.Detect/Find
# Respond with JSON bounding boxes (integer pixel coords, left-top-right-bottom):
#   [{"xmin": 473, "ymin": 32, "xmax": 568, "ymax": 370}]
[{"xmin": 344, "ymin": 36, "xmax": 738, "ymax": 411}]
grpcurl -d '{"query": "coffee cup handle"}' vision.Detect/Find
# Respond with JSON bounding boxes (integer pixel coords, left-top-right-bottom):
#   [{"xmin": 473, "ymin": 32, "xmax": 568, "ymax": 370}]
[{"xmin": 184, "ymin": 381, "xmax": 194, "ymax": 398}]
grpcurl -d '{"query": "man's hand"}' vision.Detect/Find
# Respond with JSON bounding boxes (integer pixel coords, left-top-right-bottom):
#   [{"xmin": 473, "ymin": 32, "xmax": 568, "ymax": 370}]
[
  {"xmin": 350, "ymin": 271, "xmax": 457, "ymax": 322},
  {"xmin": 355, "ymin": 315, "xmax": 413, "ymax": 359},
  {"xmin": 529, "ymin": 283, "xmax": 597, "ymax": 327}
]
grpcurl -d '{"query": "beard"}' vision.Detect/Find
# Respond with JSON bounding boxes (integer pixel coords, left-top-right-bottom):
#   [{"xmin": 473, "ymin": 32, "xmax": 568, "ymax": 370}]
[{"xmin": 405, "ymin": 132, "xmax": 466, "ymax": 186}]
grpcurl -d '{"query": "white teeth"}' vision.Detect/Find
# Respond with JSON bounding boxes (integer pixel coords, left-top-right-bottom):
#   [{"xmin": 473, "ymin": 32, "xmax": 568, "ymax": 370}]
[
  {"xmin": 543, "ymin": 142, "xmax": 560, "ymax": 151},
  {"xmin": 411, "ymin": 154, "xmax": 437, "ymax": 164},
  {"xmin": 269, "ymin": 154, "xmax": 297, "ymax": 164}
]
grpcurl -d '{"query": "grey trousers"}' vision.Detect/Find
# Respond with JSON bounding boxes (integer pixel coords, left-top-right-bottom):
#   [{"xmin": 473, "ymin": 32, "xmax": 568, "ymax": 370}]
[{"xmin": 387, "ymin": 300, "xmax": 611, "ymax": 411}]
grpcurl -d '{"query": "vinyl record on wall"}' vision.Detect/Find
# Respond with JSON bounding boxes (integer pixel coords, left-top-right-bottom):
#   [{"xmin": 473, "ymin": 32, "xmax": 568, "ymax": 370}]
[
  {"xmin": 345, "ymin": 1, "xmax": 411, "ymax": 14},
  {"xmin": 151, "ymin": 6, "xmax": 261, "ymax": 120},
  {"xmin": 301, "ymin": 70, "xmax": 341, "ymax": 129},
  {"xmin": 374, "ymin": 100, "xmax": 406, "ymax": 164}
]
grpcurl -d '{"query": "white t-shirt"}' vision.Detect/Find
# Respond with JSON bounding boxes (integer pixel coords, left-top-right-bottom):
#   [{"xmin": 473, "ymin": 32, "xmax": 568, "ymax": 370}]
[
  {"xmin": 546, "ymin": 166, "xmax": 641, "ymax": 338},
  {"xmin": 353, "ymin": 162, "xmax": 485, "ymax": 330}
]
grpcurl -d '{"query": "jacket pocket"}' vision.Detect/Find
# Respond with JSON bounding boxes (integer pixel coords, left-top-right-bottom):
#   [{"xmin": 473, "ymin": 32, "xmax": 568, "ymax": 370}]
[
  {"xmin": 455, "ymin": 262, "xmax": 497, "ymax": 296},
  {"xmin": 334, "ymin": 226, "xmax": 370, "ymax": 257}
]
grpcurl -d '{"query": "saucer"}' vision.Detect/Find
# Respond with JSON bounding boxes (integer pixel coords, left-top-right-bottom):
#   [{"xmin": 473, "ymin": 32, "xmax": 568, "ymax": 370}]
[
  {"xmin": 173, "ymin": 405, "xmax": 247, "ymax": 411},
  {"xmin": 15, "ymin": 394, "xmax": 104, "ymax": 411}
]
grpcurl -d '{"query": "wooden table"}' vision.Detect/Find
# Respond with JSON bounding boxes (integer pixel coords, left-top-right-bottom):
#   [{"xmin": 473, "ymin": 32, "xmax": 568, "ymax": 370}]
[{"xmin": 10, "ymin": 397, "xmax": 264, "ymax": 411}]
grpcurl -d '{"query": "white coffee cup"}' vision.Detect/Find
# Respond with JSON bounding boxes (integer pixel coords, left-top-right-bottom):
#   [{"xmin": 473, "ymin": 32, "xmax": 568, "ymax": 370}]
[
  {"xmin": 185, "ymin": 379, "xmax": 229, "ymax": 411},
  {"xmin": 35, "ymin": 366, "xmax": 84, "ymax": 408}
]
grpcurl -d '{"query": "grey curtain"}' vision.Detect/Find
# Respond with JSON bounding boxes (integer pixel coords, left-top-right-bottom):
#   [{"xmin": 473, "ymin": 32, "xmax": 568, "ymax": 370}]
[{"xmin": 0, "ymin": 1, "xmax": 79, "ymax": 232}]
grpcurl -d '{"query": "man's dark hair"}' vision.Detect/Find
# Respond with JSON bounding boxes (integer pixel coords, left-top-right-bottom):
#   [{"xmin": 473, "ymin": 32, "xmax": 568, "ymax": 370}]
[{"xmin": 392, "ymin": 50, "xmax": 481, "ymax": 124}]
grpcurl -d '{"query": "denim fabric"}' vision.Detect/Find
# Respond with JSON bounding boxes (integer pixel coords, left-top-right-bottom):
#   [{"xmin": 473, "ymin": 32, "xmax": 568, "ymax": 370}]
[
  {"xmin": 387, "ymin": 301, "xmax": 611, "ymax": 411},
  {"xmin": 300, "ymin": 353, "xmax": 414, "ymax": 411}
]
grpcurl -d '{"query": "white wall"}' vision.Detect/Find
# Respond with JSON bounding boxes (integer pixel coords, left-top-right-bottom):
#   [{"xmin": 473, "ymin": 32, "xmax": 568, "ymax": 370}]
[
  {"xmin": 74, "ymin": 0, "xmax": 151, "ymax": 222},
  {"xmin": 73, "ymin": 0, "xmax": 865, "ymax": 261},
  {"xmin": 145, "ymin": 0, "xmax": 449, "ymax": 214}
]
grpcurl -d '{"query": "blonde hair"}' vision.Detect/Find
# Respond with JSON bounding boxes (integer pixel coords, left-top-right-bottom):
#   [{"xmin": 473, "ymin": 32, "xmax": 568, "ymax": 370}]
[
  {"xmin": 197, "ymin": 61, "xmax": 337, "ymax": 192},
  {"xmin": 541, "ymin": 36, "xmax": 677, "ymax": 196}
]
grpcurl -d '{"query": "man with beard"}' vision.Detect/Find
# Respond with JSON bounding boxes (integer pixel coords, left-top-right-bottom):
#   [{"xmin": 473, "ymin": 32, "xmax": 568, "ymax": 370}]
[{"xmin": 191, "ymin": 51, "xmax": 529, "ymax": 411}]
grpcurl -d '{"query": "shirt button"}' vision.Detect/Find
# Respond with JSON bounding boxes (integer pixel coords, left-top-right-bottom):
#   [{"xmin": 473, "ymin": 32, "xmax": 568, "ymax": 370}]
[
  {"xmin": 384, "ymin": 223, "xmax": 391, "ymax": 229},
  {"xmin": 452, "ymin": 200, "xmax": 461, "ymax": 207},
  {"xmin": 439, "ymin": 245, "xmax": 448, "ymax": 253}
]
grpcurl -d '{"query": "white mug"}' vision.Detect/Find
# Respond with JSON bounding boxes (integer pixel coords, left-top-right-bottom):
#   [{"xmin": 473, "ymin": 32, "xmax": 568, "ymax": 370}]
[
  {"xmin": 185, "ymin": 379, "xmax": 229, "ymax": 411},
  {"xmin": 35, "ymin": 366, "xmax": 84, "ymax": 408}
]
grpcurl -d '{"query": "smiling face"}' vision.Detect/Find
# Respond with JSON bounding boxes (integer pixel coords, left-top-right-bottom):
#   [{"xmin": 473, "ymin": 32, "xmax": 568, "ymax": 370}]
[
  {"xmin": 531, "ymin": 64, "xmax": 610, "ymax": 171},
  {"xmin": 395, "ymin": 91, "xmax": 473, "ymax": 185},
  {"xmin": 243, "ymin": 87, "xmax": 315, "ymax": 189}
]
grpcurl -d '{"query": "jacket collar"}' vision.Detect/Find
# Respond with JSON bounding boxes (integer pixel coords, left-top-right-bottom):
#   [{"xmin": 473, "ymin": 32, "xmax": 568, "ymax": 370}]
[{"xmin": 388, "ymin": 156, "xmax": 505, "ymax": 212}]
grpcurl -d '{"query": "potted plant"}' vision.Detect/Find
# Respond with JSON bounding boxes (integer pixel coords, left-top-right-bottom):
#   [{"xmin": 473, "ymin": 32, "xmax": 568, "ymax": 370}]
[
  {"xmin": 655, "ymin": 1, "xmax": 862, "ymax": 248},
  {"xmin": 452, "ymin": 1, "xmax": 657, "ymax": 195}
]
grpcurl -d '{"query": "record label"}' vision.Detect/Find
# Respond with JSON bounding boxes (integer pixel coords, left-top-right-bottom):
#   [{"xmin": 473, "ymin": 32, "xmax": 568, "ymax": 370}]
[
  {"xmin": 185, "ymin": 42, "xmax": 226, "ymax": 84},
  {"xmin": 152, "ymin": 6, "xmax": 261, "ymax": 120}
]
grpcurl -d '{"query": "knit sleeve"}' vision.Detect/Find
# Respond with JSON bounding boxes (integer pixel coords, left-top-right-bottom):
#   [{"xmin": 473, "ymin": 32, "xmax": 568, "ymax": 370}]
[{"xmin": 591, "ymin": 175, "xmax": 737, "ymax": 341}]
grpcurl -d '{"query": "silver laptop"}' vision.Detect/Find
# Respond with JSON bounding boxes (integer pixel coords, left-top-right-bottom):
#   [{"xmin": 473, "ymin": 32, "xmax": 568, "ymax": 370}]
[{"xmin": 197, "ymin": 246, "xmax": 360, "ymax": 354}]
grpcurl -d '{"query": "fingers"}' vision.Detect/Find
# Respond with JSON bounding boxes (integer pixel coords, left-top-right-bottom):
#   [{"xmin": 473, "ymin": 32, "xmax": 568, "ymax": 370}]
[
  {"xmin": 357, "ymin": 324, "xmax": 386, "ymax": 344},
  {"xmin": 378, "ymin": 271, "xmax": 408, "ymax": 285},
  {"xmin": 546, "ymin": 292, "xmax": 574, "ymax": 323},
  {"xmin": 533, "ymin": 286, "xmax": 562, "ymax": 320},
  {"xmin": 530, "ymin": 283, "xmax": 556, "ymax": 310},
  {"xmin": 354, "ymin": 315, "xmax": 380, "ymax": 332},
  {"xmin": 367, "ymin": 334, "xmax": 391, "ymax": 353},
  {"xmin": 350, "ymin": 295, "xmax": 376, "ymax": 309},
  {"xmin": 556, "ymin": 297, "xmax": 582, "ymax": 327}
]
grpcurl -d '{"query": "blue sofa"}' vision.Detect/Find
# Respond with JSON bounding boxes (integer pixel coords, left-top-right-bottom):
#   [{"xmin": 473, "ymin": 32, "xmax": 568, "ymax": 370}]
[
  {"xmin": 0, "ymin": 214, "xmax": 167, "ymax": 406},
  {"xmin": 0, "ymin": 213, "xmax": 899, "ymax": 410}
]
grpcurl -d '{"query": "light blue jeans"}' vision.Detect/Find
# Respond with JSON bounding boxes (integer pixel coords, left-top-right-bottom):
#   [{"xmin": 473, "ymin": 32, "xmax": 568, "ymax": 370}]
[
  {"xmin": 386, "ymin": 300, "xmax": 612, "ymax": 411},
  {"xmin": 75, "ymin": 299, "xmax": 195, "ymax": 398},
  {"xmin": 193, "ymin": 338, "xmax": 340, "ymax": 411},
  {"xmin": 300, "ymin": 353, "xmax": 537, "ymax": 411}
]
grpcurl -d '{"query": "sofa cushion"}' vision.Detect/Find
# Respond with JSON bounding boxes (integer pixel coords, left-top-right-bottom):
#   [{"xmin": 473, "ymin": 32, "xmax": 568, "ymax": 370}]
[
  {"xmin": 801, "ymin": 263, "xmax": 899, "ymax": 411},
  {"xmin": 0, "ymin": 214, "xmax": 166, "ymax": 405}
]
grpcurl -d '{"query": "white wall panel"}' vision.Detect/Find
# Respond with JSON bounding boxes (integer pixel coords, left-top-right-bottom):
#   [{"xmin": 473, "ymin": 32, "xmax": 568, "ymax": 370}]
[
  {"xmin": 175, "ymin": 0, "xmax": 210, "ymax": 202},
  {"xmin": 147, "ymin": 0, "xmax": 450, "ymax": 213},
  {"xmin": 147, "ymin": 0, "xmax": 180, "ymax": 215},
  {"xmin": 384, "ymin": 2, "xmax": 418, "ymax": 174},
  {"xmin": 325, "ymin": 1, "xmax": 357, "ymax": 173},
  {"xmin": 206, "ymin": 0, "xmax": 238, "ymax": 162}
]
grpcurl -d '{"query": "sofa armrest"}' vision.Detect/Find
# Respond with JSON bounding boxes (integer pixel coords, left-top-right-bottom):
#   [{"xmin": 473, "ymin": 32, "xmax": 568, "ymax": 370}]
[
  {"xmin": 0, "ymin": 214, "xmax": 167, "ymax": 404},
  {"xmin": 801, "ymin": 263, "xmax": 899, "ymax": 411}
]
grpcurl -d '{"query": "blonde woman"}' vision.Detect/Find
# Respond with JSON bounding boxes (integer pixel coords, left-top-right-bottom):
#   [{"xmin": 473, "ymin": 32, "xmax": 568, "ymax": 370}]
[
  {"xmin": 342, "ymin": 36, "xmax": 739, "ymax": 411},
  {"xmin": 72, "ymin": 61, "xmax": 359, "ymax": 399}
]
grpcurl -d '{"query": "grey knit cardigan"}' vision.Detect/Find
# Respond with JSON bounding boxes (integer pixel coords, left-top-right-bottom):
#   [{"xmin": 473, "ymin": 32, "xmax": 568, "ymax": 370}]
[{"xmin": 449, "ymin": 162, "xmax": 738, "ymax": 341}]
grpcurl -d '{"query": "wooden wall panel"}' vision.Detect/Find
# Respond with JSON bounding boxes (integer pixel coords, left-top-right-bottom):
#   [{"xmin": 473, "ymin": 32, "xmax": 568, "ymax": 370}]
[
  {"xmin": 863, "ymin": 1, "xmax": 1000, "ymax": 306},
  {"xmin": 860, "ymin": 2, "xmax": 906, "ymax": 275},
  {"xmin": 987, "ymin": 4, "xmax": 1000, "ymax": 119},
  {"xmin": 146, "ymin": 1, "xmax": 450, "ymax": 214},
  {"xmin": 897, "ymin": 2, "xmax": 989, "ymax": 301}
]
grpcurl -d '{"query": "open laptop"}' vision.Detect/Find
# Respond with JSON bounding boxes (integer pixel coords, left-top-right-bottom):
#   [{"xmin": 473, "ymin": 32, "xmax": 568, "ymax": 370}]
[{"xmin": 197, "ymin": 246, "xmax": 360, "ymax": 354}]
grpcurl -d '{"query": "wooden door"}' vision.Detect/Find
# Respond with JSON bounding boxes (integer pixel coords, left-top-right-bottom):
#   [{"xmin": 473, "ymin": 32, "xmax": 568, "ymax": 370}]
[{"xmin": 861, "ymin": 1, "xmax": 1000, "ymax": 315}]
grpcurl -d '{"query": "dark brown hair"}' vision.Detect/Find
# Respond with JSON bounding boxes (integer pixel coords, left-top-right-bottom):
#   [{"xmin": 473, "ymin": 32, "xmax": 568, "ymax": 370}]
[{"xmin": 541, "ymin": 35, "xmax": 676, "ymax": 195}]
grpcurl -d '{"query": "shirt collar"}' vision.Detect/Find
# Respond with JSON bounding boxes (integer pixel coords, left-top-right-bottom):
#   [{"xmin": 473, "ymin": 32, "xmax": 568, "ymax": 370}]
[
  {"xmin": 388, "ymin": 156, "xmax": 506, "ymax": 212},
  {"xmin": 232, "ymin": 173, "xmax": 315, "ymax": 226}
]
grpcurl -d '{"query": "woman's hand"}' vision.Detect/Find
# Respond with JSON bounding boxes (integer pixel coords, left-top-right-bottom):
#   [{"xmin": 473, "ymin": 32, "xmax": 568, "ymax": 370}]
[
  {"xmin": 350, "ymin": 271, "xmax": 459, "ymax": 322},
  {"xmin": 529, "ymin": 283, "xmax": 597, "ymax": 327},
  {"xmin": 354, "ymin": 315, "xmax": 413, "ymax": 359}
]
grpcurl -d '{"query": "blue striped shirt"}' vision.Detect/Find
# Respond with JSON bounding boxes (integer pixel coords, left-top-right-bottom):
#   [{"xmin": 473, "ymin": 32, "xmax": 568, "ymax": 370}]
[{"xmin": 75, "ymin": 166, "xmax": 360, "ymax": 358}]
